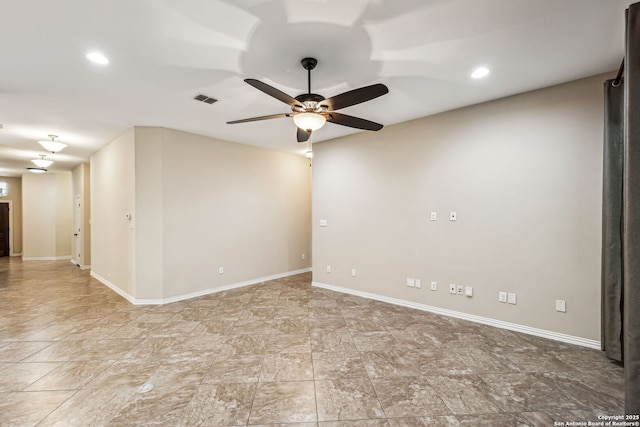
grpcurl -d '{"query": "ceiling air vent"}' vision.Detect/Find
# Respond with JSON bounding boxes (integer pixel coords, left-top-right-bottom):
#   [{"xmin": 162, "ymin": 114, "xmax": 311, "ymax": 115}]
[{"xmin": 194, "ymin": 94, "xmax": 217, "ymax": 104}]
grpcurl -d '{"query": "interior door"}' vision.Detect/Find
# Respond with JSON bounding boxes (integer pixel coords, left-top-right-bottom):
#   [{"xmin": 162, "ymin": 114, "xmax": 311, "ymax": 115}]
[
  {"xmin": 0, "ymin": 203, "xmax": 9, "ymax": 257},
  {"xmin": 73, "ymin": 195, "xmax": 81, "ymax": 265}
]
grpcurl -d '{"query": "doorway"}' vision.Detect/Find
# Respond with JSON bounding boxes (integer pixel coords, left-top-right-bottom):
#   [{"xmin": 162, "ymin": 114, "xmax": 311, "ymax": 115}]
[
  {"xmin": 73, "ymin": 195, "xmax": 81, "ymax": 266},
  {"xmin": 0, "ymin": 202, "xmax": 11, "ymax": 257}
]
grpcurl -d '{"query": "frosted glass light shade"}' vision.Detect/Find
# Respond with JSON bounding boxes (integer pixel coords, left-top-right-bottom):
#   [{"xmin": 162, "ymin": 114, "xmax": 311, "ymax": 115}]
[
  {"xmin": 32, "ymin": 158, "xmax": 53, "ymax": 168},
  {"xmin": 293, "ymin": 112, "xmax": 326, "ymax": 131},
  {"xmin": 38, "ymin": 140, "xmax": 67, "ymax": 153},
  {"xmin": 27, "ymin": 167, "xmax": 47, "ymax": 174}
]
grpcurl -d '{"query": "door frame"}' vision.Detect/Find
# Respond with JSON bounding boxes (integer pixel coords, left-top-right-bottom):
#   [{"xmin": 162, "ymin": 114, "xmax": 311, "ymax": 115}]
[{"xmin": 0, "ymin": 200, "xmax": 15, "ymax": 256}]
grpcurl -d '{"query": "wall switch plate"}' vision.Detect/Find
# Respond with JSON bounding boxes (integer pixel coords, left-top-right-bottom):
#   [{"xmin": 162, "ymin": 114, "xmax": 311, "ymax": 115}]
[
  {"xmin": 450, "ymin": 211, "xmax": 457, "ymax": 221},
  {"xmin": 218, "ymin": 267, "xmax": 224, "ymax": 275},
  {"xmin": 431, "ymin": 281, "xmax": 437, "ymax": 291},
  {"xmin": 508, "ymin": 293, "xmax": 517, "ymax": 304},
  {"xmin": 319, "ymin": 219, "xmax": 328, "ymax": 227},
  {"xmin": 406, "ymin": 278, "xmax": 415, "ymax": 287},
  {"xmin": 351, "ymin": 269, "xmax": 357, "ymax": 277},
  {"xmin": 449, "ymin": 284, "xmax": 457, "ymax": 294},
  {"xmin": 326, "ymin": 265, "xmax": 331, "ymax": 273},
  {"xmin": 415, "ymin": 279, "xmax": 421, "ymax": 289},
  {"xmin": 465, "ymin": 286, "xmax": 473, "ymax": 297},
  {"xmin": 556, "ymin": 300, "xmax": 566, "ymax": 312},
  {"xmin": 456, "ymin": 285, "xmax": 464, "ymax": 295},
  {"xmin": 499, "ymin": 291, "xmax": 507, "ymax": 303},
  {"xmin": 430, "ymin": 212, "xmax": 437, "ymax": 221}
]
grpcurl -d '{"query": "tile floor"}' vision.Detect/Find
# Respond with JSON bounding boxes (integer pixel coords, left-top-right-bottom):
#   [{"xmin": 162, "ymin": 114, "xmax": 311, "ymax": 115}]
[{"xmin": 0, "ymin": 258, "xmax": 625, "ymax": 426}]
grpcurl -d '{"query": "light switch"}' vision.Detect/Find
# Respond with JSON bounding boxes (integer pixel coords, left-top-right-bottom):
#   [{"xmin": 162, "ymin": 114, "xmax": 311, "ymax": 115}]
[
  {"xmin": 556, "ymin": 300, "xmax": 566, "ymax": 312},
  {"xmin": 415, "ymin": 279, "xmax": 421, "ymax": 289},
  {"xmin": 465, "ymin": 286, "xmax": 473, "ymax": 297},
  {"xmin": 406, "ymin": 278, "xmax": 415, "ymax": 287},
  {"xmin": 508, "ymin": 293, "xmax": 517, "ymax": 305},
  {"xmin": 351, "ymin": 269, "xmax": 357, "ymax": 277}
]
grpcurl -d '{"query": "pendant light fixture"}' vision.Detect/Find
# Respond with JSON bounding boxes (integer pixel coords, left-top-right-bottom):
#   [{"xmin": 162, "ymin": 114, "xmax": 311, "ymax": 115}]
[
  {"xmin": 38, "ymin": 135, "xmax": 67, "ymax": 153},
  {"xmin": 31, "ymin": 154, "xmax": 53, "ymax": 168},
  {"xmin": 26, "ymin": 167, "xmax": 47, "ymax": 173}
]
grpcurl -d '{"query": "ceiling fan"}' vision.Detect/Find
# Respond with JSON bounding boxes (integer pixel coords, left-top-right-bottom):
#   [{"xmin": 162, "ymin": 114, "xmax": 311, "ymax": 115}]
[{"xmin": 227, "ymin": 57, "xmax": 389, "ymax": 143}]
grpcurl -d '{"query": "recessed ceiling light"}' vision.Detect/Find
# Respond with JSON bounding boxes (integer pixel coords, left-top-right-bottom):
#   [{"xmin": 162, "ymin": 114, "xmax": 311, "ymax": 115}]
[
  {"xmin": 86, "ymin": 52, "xmax": 109, "ymax": 65},
  {"xmin": 471, "ymin": 67, "xmax": 490, "ymax": 79}
]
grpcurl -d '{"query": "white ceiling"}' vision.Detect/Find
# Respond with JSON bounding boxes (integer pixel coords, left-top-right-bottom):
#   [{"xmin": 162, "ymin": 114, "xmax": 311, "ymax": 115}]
[{"xmin": 0, "ymin": 0, "xmax": 633, "ymax": 177}]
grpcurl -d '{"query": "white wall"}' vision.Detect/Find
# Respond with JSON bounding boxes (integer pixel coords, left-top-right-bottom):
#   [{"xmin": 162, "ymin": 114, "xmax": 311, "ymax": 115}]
[
  {"xmin": 90, "ymin": 129, "xmax": 136, "ymax": 296},
  {"xmin": 312, "ymin": 74, "xmax": 607, "ymax": 342},
  {"xmin": 22, "ymin": 173, "xmax": 72, "ymax": 259}
]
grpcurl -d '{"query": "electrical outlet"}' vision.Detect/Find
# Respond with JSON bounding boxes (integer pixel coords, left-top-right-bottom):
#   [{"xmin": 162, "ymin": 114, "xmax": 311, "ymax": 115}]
[
  {"xmin": 499, "ymin": 292, "xmax": 507, "ymax": 303},
  {"xmin": 351, "ymin": 269, "xmax": 357, "ymax": 277},
  {"xmin": 326, "ymin": 265, "xmax": 331, "ymax": 273},
  {"xmin": 431, "ymin": 281, "xmax": 437, "ymax": 291},
  {"xmin": 450, "ymin": 211, "xmax": 457, "ymax": 221},
  {"xmin": 508, "ymin": 293, "xmax": 517, "ymax": 305},
  {"xmin": 449, "ymin": 284, "xmax": 457, "ymax": 294},
  {"xmin": 218, "ymin": 267, "xmax": 224, "ymax": 275},
  {"xmin": 430, "ymin": 212, "xmax": 437, "ymax": 221},
  {"xmin": 456, "ymin": 285, "xmax": 464, "ymax": 295}
]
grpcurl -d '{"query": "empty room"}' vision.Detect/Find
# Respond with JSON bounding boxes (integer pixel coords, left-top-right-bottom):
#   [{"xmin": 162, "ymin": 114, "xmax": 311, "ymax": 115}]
[{"xmin": 0, "ymin": 0, "xmax": 639, "ymax": 425}]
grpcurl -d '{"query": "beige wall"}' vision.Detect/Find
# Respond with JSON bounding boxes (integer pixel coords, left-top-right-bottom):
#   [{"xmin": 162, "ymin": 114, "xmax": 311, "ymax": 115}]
[
  {"xmin": 72, "ymin": 163, "xmax": 91, "ymax": 268},
  {"xmin": 91, "ymin": 126, "xmax": 312, "ymax": 301},
  {"xmin": 312, "ymin": 74, "xmax": 607, "ymax": 341},
  {"xmin": 90, "ymin": 128, "xmax": 136, "ymax": 296},
  {"xmin": 156, "ymin": 127, "xmax": 312, "ymax": 298},
  {"xmin": 0, "ymin": 176, "xmax": 23, "ymax": 254},
  {"xmin": 22, "ymin": 173, "xmax": 72, "ymax": 259}
]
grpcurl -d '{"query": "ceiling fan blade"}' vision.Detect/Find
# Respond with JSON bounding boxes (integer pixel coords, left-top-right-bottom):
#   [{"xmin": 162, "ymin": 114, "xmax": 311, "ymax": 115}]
[
  {"xmin": 227, "ymin": 113, "xmax": 291, "ymax": 124},
  {"xmin": 297, "ymin": 128, "xmax": 311, "ymax": 143},
  {"xmin": 245, "ymin": 79, "xmax": 302, "ymax": 108},
  {"xmin": 326, "ymin": 112, "xmax": 384, "ymax": 131},
  {"xmin": 321, "ymin": 83, "xmax": 389, "ymax": 111}
]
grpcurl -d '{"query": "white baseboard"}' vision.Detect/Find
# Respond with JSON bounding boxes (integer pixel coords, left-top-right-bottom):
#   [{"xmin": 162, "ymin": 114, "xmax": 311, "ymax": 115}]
[
  {"xmin": 90, "ymin": 271, "xmax": 137, "ymax": 304},
  {"xmin": 312, "ymin": 281, "xmax": 600, "ymax": 350},
  {"xmin": 23, "ymin": 255, "xmax": 72, "ymax": 261},
  {"xmin": 91, "ymin": 268, "xmax": 312, "ymax": 306}
]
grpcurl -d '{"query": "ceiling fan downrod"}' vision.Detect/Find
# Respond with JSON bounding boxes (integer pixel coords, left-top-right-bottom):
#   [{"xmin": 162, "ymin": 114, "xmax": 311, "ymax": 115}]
[{"xmin": 301, "ymin": 57, "xmax": 317, "ymax": 95}]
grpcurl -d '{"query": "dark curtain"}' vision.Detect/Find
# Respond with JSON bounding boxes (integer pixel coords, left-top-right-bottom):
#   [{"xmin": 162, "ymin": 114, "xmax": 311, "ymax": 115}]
[
  {"xmin": 624, "ymin": 2, "xmax": 640, "ymax": 415},
  {"xmin": 602, "ymin": 78, "xmax": 624, "ymax": 363},
  {"xmin": 603, "ymin": 2, "xmax": 640, "ymax": 414}
]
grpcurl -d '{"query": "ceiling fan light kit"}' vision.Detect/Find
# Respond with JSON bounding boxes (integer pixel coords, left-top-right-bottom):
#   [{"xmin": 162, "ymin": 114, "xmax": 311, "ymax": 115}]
[
  {"xmin": 227, "ymin": 57, "xmax": 388, "ymax": 143},
  {"xmin": 293, "ymin": 112, "xmax": 326, "ymax": 131}
]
